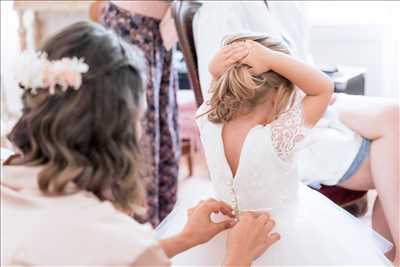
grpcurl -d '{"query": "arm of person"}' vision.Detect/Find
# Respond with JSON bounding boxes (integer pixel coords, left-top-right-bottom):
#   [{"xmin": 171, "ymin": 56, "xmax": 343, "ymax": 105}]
[
  {"xmin": 158, "ymin": 199, "xmax": 235, "ymax": 258},
  {"xmin": 205, "ymin": 42, "xmax": 249, "ymax": 102},
  {"xmin": 223, "ymin": 212, "xmax": 280, "ymax": 267},
  {"xmin": 242, "ymin": 40, "xmax": 334, "ymax": 127},
  {"xmin": 159, "ymin": 200, "xmax": 280, "ymax": 267},
  {"xmin": 268, "ymin": 51, "xmax": 333, "ymax": 126},
  {"xmin": 159, "ymin": 6, "xmax": 178, "ymax": 51},
  {"xmin": 209, "ymin": 42, "xmax": 249, "ymax": 81},
  {"xmin": 158, "ymin": 233, "xmax": 197, "ymax": 259}
]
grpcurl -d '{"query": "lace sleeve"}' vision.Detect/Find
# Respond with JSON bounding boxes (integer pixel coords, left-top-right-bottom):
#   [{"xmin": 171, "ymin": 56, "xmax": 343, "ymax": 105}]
[{"xmin": 271, "ymin": 93, "xmax": 307, "ymax": 162}]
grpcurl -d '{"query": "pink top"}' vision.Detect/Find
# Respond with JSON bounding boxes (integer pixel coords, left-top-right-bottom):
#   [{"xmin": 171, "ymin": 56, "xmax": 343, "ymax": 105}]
[{"xmin": 1, "ymin": 165, "xmax": 170, "ymax": 266}]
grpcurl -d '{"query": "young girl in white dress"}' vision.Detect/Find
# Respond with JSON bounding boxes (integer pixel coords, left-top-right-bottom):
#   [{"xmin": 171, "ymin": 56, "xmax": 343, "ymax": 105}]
[{"xmin": 156, "ymin": 34, "xmax": 392, "ymax": 265}]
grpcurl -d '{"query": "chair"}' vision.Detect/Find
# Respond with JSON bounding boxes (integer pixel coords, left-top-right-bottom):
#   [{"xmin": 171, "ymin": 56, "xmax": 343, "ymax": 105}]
[
  {"xmin": 171, "ymin": 1, "xmax": 205, "ymax": 177},
  {"xmin": 171, "ymin": 1, "xmax": 203, "ymax": 108},
  {"xmin": 171, "ymin": 0, "xmax": 369, "ymax": 217}
]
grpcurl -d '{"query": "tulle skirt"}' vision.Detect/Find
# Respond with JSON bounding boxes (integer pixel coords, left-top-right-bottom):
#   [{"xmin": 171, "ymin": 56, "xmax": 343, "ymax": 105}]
[{"xmin": 156, "ymin": 180, "xmax": 392, "ymax": 266}]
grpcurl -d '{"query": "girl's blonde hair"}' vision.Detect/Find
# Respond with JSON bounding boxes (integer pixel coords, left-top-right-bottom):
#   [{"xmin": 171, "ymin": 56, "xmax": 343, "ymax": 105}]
[{"xmin": 206, "ymin": 34, "xmax": 295, "ymax": 123}]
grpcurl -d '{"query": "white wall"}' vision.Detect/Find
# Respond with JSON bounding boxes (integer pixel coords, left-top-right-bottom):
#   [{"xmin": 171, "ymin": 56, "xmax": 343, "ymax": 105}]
[
  {"xmin": 1, "ymin": 2, "xmax": 91, "ymax": 146},
  {"xmin": 1, "ymin": 1, "xmax": 22, "ymax": 116},
  {"xmin": 305, "ymin": 1, "xmax": 400, "ymax": 98},
  {"xmin": 1, "ymin": 2, "xmax": 89, "ymax": 125}
]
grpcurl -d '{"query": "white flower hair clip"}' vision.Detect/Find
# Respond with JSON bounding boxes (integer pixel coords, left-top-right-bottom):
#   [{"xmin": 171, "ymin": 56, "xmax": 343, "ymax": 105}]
[{"xmin": 14, "ymin": 51, "xmax": 89, "ymax": 95}]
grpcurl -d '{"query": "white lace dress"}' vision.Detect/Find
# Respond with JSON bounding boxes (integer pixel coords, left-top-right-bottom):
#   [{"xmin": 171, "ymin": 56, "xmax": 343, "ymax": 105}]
[{"xmin": 156, "ymin": 94, "xmax": 392, "ymax": 266}]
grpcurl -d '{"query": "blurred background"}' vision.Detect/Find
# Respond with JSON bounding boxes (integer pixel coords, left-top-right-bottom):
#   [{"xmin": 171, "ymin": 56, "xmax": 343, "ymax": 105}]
[
  {"xmin": 1, "ymin": 0, "xmax": 399, "ymax": 229},
  {"xmin": 1, "ymin": 0, "xmax": 399, "ymax": 144},
  {"xmin": 305, "ymin": 1, "xmax": 399, "ymax": 98}
]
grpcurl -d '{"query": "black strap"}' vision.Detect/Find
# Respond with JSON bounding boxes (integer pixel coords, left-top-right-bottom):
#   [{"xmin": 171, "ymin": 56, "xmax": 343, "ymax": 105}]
[{"xmin": 264, "ymin": 0, "xmax": 269, "ymax": 10}]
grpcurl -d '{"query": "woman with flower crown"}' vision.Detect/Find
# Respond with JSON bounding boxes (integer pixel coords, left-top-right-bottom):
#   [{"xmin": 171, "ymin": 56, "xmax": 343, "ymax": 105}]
[{"xmin": 1, "ymin": 21, "xmax": 281, "ymax": 266}]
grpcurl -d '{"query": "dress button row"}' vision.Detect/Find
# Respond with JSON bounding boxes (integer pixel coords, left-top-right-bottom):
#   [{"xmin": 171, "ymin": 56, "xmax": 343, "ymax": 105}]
[{"xmin": 227, "ymin": 178, "xmax": 239, "ymax": 213}]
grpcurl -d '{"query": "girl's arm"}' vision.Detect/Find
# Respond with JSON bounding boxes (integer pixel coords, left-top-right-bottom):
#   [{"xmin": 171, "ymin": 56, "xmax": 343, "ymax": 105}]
[
  {"xmin": 209, "ymin": 42, "xmax": 249, "ymax": 81},
  {"xmin": 242, "ymin": 40, "xmax": 334, "ymax": 127},
  {"xmin": 269, "ymin": 51, "xmax": 333, "ymax": 126}
]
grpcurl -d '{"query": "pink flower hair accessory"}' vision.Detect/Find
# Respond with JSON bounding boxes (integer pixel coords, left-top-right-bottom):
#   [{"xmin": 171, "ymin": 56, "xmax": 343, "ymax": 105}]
[{"xmin": 14, "ymin": 51, "xmax": 89, "ymax": 95}]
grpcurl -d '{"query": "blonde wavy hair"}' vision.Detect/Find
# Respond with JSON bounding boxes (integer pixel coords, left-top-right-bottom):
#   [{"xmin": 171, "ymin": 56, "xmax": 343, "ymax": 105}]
[{"xmin": 206, "ymin": 34, "xmax": 295, "ymax": 124}]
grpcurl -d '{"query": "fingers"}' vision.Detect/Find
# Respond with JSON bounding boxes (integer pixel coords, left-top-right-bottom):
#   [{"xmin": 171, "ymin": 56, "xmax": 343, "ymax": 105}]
[
  {"xmin": 224, "ymin": 45, "xmax": 249, "ymax": 60},
  {"xmin": 243, "ymin": 39, "xmax": 257, "ymax": 48},
  {"xmin": 214, "ymin": 219, "xmax": 236, "ymax": 233},
  {"xmin": 256, "ymin": 213, "xmax": 271, "ymax": 226},
  {"xmin": 191, "ymin": 198, "xmax": 235, "ymax": 217},
  {"xmin": 211, "ymin": 41, "xmax": 250, "ymax": 79},
  {"xmin": 241, "ymin": 212, "xmax": 275, "ymax": 232},
  {"xmin": 265, "ymin": 232, "xmax": 281, "ymax": 247},
  {"xmin": 264, "ymin": 219, "xmax": 276, "ymax": 232},
  {"xmin": 225, "ymin": 53, "xmax": 249, "ymax": 67},
  {"xmin": 260, "ymin": 215, "xmax": 279, "ymax": 247},
  {"xmin": 239, "ymin": 211, "xmax": 256, "ymax": 221},
  {"xmin": 222, "ymin": 41, "xmax": 246, "ymax": 54},
  {"xmin": 239, "ymin": 211, "xmax": 270, "ymax": 220},
  {"xmin": 187, "ymin": 207, "xmax": 195, "ymax": 216},
  {"xmin": 239, "ymin": 211, "xmax": 277, "ymax": 239},
  {"xmin": 207, "ymin": 200, "xmax": 235, "ymax": 217},
  {"xmin": 247, "ymin": 67, "xmax": 258, "ymax": 76},
  {"xmin": 222, "ymin": 43, "xmax": 249, "ymax": 66}
]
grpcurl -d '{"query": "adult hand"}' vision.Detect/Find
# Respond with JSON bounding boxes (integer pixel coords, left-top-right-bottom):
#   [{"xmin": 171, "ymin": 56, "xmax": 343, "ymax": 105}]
[
  {"xmin": 209, "ymin": 42, "xmax": 249, "ymax": 80},
  {"xmin": 159, "ymin": 198, "xmax": 235, "ymax": 258},
  {"xmin": 182, "ymin": 198, "xmax": 236, "ymax": 246},
  {"xmin": 224, "ymin": 212, "xmax": 280, "ymax": 267}
]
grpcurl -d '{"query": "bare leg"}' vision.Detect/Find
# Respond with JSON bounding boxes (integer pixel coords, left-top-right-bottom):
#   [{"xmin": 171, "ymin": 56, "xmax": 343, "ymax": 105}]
[
  {"xmin": 339, "ymin": 152, "xmax": 395, "ymax": 259},
  {"xmin": 333, "ymin": 93, "xmax": 399, "ymax": 263},
  {"xmin": 373, "ymin": 198, "xmax": 396, "ymax": 259}
]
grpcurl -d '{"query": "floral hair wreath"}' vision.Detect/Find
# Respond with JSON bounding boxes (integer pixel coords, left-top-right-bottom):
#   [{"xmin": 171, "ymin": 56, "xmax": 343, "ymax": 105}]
[{"xmin": 14, "ymin": 51, "xmax": 89, "ymax": 95}]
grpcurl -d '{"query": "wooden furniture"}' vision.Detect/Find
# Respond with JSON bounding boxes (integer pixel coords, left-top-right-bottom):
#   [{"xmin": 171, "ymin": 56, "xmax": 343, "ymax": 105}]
[
  {"xmin": 171, "ymin": 1, "xmax": 203, "ymax": 107},
  {"xmin": 327, "ymin": 66, "xmax": 367, "ymax": 95},
  {"xmin": 170, "ymin": 1, "xmax": 203, "ymax": 177},
  {"xmin": 171, "ymin": 0, "xmax": 368, "ymax": 217}
]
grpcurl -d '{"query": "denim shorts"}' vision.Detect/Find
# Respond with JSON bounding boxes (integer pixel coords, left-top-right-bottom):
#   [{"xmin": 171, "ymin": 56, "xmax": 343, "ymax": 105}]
[
  {"xmin": 337, "ymin": 138, "xmax": 371, "ymax": 184},
  {"xmin": 308, "ymin": 138, "xmax": 370, "ymax": 190}
]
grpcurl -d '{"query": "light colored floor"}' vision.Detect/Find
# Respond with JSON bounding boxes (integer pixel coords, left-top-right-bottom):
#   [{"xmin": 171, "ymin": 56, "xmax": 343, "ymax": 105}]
[{"xmin": 178, "ymin": 150, "xmax": 376, "ymax": 226}]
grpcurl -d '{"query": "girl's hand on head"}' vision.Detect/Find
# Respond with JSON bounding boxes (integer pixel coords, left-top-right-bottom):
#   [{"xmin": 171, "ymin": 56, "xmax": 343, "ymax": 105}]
[
  {"xmin": 241, "ymin": 40, "xmax": 276, "ymax": 76},
  {"xmin": 209, "ymin": 42, "xmax": 249, "ymax": 80}
]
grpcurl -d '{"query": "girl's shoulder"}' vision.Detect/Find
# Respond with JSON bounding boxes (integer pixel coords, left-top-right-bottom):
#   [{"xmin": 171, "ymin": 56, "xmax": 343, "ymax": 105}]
[
  {"xmin": 270, "ymin": 89, "xmax": 309, "ymax": 162},
  {"xmin": 271, "ymin": 90, "xmax": 306, "ymax": 129}
]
